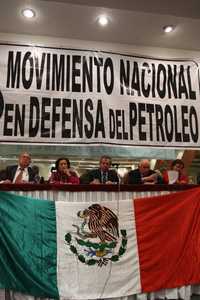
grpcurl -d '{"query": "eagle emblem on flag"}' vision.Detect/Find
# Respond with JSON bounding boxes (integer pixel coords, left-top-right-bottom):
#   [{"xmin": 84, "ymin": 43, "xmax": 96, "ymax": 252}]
[{"xmin": 65, "ymin": 204, "xmax": 127, "ymax": 267}]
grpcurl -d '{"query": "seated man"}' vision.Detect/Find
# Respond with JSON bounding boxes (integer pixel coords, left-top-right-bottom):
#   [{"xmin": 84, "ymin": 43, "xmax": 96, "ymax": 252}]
[
  {"xmin": 127, "ymin": 159, "xmax": 162, "ymax": 184},
  {"xmin": 0, "ymin": 152, "xmax": 35, "ymax": 183},
  {"xmin": 80, "ymin": 155, "xmax": 119, "ymax": 184}
]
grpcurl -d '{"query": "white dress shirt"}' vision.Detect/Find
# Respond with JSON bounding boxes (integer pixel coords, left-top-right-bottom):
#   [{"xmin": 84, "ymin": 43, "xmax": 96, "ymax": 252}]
[{"xmin": 13, "ymin": 166, "xmax": 29, "ymax": 183}]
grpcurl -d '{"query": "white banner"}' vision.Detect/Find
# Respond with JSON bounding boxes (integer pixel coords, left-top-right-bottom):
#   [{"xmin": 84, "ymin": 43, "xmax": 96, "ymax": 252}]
[{"xmin": 0, "ymin": 43, "xmax": 199, "ymax": 148}]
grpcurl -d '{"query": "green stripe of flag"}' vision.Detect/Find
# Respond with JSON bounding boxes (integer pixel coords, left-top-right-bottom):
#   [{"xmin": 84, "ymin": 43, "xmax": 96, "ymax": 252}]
[{"xmin": 0, "ymin": 191, "xmax": 59, "ymax": 298}]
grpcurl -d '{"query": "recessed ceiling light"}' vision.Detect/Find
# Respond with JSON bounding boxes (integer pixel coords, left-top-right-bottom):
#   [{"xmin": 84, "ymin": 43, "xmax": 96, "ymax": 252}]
[
  {"xmin": 22, "ymin": 8, "xmax": 35, "ymax": 19},
  {"xmin": 98, "ymin": 15, "xmax": 109, "ymax": 26},
  {"xmin": 163, "ymin": 25, "xmax": 174, "ymax": 33}
]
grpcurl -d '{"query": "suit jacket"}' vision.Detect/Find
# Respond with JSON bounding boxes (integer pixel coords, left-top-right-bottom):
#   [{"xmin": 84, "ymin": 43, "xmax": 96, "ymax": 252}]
[
  {"xmin": 80, "ymin": 168, "xmax": 119, "ymax": 184},
  {"xmin": 1, "ymin": 165, "xmax": 36, "ymax": 182},
  {"xmin": 128, "ymin": 168, "xmax": 163, "ymax": 184}
]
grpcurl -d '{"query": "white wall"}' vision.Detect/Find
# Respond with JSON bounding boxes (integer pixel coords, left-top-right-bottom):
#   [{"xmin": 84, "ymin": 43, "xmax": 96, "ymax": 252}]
[{"xmin": 1, "ymin": 32, "xmax": 200, "ymax": 61}]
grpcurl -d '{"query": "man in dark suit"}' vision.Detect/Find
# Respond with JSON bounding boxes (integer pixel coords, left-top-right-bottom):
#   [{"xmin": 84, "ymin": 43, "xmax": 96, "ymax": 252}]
[
  {"xmin": 127, "ymin": 159, "xmax": 162, "ymax": 184},
  {"xmin": 0, "ymin": 152, "xmax": 35, "ymax": 183},
  {"xmin": 80, "ymin": 155, "xmax": 119, "ymax": 184}
]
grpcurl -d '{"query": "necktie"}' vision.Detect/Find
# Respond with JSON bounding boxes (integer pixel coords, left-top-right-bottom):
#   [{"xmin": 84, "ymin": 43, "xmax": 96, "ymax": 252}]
[
  {"xmin": 102, "ymin": 172, "xmax": 107, "ymax": 184},
  {"xmin": 15, "ymin": 168, "xmax": 24, "ymax": 183}
]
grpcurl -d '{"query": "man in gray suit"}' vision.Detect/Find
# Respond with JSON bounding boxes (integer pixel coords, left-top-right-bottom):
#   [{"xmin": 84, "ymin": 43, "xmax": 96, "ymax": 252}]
[{"xmin": 0, "ymin": 152, "xmax": 35, "ymax": 183}]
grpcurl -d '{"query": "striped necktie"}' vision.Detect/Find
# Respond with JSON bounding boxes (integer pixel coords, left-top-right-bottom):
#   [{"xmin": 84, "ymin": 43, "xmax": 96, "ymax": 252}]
[
  {"xmin": 102, "ymin": 172, "xmax": 108, "ymax": 184},
  {"xmin": 15, "ymin": 168, "xmax": 24, "ymax": 183}
]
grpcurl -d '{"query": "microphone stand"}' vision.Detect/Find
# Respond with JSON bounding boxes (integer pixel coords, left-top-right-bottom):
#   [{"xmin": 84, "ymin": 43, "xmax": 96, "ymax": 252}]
[{"xmin": 111, "ymin": 163, "xmax": 121, "ymax": 189}]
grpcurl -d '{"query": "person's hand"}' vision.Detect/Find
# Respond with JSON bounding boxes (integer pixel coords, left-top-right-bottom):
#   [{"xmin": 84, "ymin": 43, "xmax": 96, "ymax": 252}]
[
  {"xmin": 142, "ymin": 173, "xmax": 158, "ymax": 184},
  {"xmin": 177, "ymin": 179, "xmax": 187, "ymax": 184},
  {"xmin": 1, "ymin": 179, "xmax": 12, "ymax": 184},
  {"xmin": 144, "ymin": 181, "xmax": 156, "ymax": 185},
  {"xmin": 90, "ymin": 179, "xmax": 100, "ymax": 184},
  {"xmin": 106, "ymin": 180, "xmax": 115, "ymax": 184},
  {"xmin": 63, "ymin": 168, "xmax": 71, "ymax": 176}
]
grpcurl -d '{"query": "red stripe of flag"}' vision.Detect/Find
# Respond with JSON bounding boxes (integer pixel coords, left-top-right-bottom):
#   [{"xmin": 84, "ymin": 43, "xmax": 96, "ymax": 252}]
[{"xmin": 134, "ymin": 187, "xmax": 200, "ymax": 292}]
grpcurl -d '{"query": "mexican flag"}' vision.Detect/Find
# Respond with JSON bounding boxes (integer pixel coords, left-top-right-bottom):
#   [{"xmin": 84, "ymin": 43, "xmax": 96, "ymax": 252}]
[{"xmin": 0, "ymin": 188, "xmax": 200, "ymax": 299}]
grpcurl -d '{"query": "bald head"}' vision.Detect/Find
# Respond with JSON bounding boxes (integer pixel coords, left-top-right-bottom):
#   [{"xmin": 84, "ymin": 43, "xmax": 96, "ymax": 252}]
[{"xmin": 138, "ymin": 159, "xmax": 151, "ymax": 176}]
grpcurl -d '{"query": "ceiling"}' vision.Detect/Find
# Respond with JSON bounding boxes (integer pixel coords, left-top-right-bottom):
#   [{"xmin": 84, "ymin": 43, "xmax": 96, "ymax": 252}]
[{"xmin": 0, "ymin": 0, "xmax": 200, "ymax": 51}]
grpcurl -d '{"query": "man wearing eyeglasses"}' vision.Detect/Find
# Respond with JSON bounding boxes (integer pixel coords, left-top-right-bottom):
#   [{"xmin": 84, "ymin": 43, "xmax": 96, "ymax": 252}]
[{"xmin": 0, "ymin": 152, "xmax": 36, "ymax": 184}]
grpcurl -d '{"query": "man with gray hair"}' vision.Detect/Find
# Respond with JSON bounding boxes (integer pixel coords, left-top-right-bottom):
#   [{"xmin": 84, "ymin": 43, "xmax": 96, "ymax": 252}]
[{"xmin": 0, "ymin": 152, "xmax": 36, "ymax": 183}]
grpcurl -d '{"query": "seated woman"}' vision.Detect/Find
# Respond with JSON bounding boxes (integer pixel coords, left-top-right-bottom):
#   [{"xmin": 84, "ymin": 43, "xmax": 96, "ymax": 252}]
[
  {"xmin": 162, "ymin": 159, "xmax": 189, "ymax": 184},
  {"xmin": 49, "ymin": 158, "xmax": 79, "ymax": 184}
]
